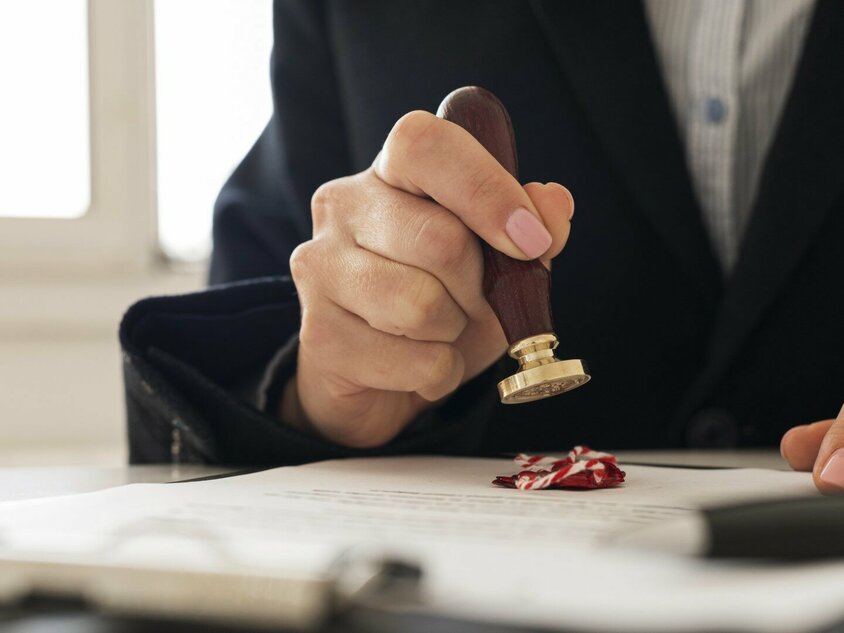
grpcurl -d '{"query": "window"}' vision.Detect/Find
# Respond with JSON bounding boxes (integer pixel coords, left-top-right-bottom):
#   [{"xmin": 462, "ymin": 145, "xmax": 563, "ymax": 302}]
[
  {"xmin": 0, "ymin": 0, "xmax": 90, "ymax": 219},
  {"xmin": 0, "ymin": 1, "xmax": 157, "ymax": 274},
  {"xmin": 155, "ymin": 0, "xmax": 273, "ymax": 262},
  {"xmin": 0, "ymin": 1, "xmax": 275, "ymax": 462},
  {"xmin": 0, "ymin": 0, "xmax": 274, "ymax": 272}
]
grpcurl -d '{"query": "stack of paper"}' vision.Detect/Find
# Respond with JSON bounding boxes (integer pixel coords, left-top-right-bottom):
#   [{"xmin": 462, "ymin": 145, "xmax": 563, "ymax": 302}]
[{"xmin": 0, "ymin": 456, "xmax": 841, "ymax": 632}]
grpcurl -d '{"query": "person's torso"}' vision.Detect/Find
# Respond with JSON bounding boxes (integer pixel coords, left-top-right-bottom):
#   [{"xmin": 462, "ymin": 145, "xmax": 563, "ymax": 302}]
[{"xmin": 318, "ymin": 0, "xmax": 844, "ymax": 450}]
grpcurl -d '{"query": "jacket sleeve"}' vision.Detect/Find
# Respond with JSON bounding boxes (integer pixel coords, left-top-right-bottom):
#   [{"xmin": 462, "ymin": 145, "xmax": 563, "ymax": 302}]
[
  {"xmin": 120, "ymin": 276, "xmax": 500, "ymax": 465},
  {"xmin": 121, "ymin": 0, "xmax": 503, "ymax": 465}
]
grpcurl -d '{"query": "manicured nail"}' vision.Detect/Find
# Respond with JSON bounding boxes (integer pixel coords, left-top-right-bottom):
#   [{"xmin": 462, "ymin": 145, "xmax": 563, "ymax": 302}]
[
  {"xmin": 820, "ymin": 448, "xmax": 844, "ymax": 491},
  {"xmin": 506, "ymin": 207, "xmax": 552, "ymax": 259}
]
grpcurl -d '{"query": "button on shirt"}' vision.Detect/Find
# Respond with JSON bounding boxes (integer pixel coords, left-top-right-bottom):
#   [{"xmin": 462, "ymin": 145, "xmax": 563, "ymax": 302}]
[{"xmin": 645, "ymin": 0, "xmax": 815, "ymax": 272}]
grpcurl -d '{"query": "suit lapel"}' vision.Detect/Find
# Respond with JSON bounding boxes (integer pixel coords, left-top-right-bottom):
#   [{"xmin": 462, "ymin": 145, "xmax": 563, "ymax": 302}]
[
  {"xmin": 689, "ymin": 0, "xmax": 844, "ymax": 400},
  {"xmin": 532, "ymin": 0, "xmax": 844, "ymax": 416},
  {"xmin": 529, "ymin": 0, "xmax": 722, "ymax": 302}
]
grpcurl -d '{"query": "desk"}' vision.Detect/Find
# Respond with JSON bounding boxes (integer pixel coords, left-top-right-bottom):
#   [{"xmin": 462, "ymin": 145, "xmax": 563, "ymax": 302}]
[
  {"xmin": 0, "ymin": 451, "xmax": 810, "ymax": 633},
  {"xmin": 0, "ymin": 450, "xmax": 789, "ymax": 504}
]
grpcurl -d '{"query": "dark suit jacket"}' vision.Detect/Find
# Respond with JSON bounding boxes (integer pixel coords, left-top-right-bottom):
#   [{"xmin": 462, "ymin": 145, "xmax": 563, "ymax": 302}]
[{"xmin": 120, "ymin": 0, "xmax": 844, "ymax": 465}]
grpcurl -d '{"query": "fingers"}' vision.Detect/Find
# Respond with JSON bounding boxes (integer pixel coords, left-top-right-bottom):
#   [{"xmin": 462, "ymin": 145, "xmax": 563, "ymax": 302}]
[
  {"xmin": 374, "ymin": 111, "xmax": 554, "ymax": 260},
  {"xmin": 317, "ymin": 156, "xmax": 574, "ymax": 323},
  {"xmin": 523, "ymin": 182, "xmax": 574, "ymax": 267},
  {"xmin": 813, "ymin": 404, "xmax": 844, "ymax": 494},
  {"xmin": 331, "ymin": 174, "xmax": 491, "ymax": 321},
  {"xmin": 780, "ymin": 404, "xmax": 844, "ymax": 494},
  {"xmin": 293, "ymin": 110, "xmax": 580, "ymax": 448},
  {"xmin": 781, "ymin": 420, "xmax": 834, "ymax": 471},
  {"xmin": 298, "ymin": 299, "xmax": 465, "ymax": 404},
  {"xmin": 293, "ymin": 241, "xmax": 467, "ymax": 343}
]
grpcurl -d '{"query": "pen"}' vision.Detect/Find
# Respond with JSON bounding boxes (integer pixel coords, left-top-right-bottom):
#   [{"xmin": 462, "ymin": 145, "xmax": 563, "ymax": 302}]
[{"xmin": 614, "ymin": 496, "xmax": 844, "ymax": 559}]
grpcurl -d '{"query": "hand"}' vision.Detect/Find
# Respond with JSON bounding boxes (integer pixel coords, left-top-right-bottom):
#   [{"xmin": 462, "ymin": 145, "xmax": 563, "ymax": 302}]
[
  {"xmin": 282, "ymin": 110, "xmax": 574, "ymax": 448},
  {"xmin": 780, "ymin": 403, "xmax": 844, "ymax": 494}
]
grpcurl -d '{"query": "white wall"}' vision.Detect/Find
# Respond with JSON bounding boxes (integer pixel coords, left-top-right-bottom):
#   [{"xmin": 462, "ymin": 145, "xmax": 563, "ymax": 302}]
[{"xmin": 0, "ymin": 271, "xmax": 201, "ymax": 466}]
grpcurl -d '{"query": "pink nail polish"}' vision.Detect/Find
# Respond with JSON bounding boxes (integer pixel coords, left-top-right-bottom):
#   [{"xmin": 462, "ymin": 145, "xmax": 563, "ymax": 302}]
[
  {"xmin": 505, "ymin": 207, "xmax": 552, "ymax": 259},
  {"xmin": 820, "ymin": 448, "xmax": 844, "ymax": 491}
]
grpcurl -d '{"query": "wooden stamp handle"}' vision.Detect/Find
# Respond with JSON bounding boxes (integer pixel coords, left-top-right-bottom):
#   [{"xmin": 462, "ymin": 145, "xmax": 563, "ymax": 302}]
[{"xmin": 437, "ymin": 87, "xmax": 554, "ymax": 345}]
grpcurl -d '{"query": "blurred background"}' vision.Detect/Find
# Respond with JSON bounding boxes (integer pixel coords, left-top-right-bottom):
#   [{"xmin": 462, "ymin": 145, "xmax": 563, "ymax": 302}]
[{"xmin": 0, "ymin": 0, "xmax": 273, "ymax": 465}]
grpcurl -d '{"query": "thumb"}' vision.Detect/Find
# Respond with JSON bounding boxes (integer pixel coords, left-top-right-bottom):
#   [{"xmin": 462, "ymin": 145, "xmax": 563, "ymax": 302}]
[
  {"xmin": 814, "ymin": 403, "xmax": 844, "ymax": 494},
  {"xmin": 781, "ymin": 418, "xmax": 835, "ymax": 471}
]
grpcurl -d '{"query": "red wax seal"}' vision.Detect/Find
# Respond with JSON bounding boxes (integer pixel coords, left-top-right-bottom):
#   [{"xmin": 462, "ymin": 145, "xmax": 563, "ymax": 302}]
[{"xmin": 493, "ymin": 446, "xmax": 626, "ymax": 490}]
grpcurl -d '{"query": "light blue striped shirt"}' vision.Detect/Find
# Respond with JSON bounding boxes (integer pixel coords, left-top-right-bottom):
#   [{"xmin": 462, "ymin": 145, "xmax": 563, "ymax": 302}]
[{"xmin": 645, "ymin": 0, "xmax": 815, "ymax": 271}]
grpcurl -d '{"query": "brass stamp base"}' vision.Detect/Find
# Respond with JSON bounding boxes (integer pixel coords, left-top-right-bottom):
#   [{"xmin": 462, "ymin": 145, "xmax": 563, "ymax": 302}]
[{"xmin": 497, "ymin": 334, "xmax": 590, "ymax": 404}]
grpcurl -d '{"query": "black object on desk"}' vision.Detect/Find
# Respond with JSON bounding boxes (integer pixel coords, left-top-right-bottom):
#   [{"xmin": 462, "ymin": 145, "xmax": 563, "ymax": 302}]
[{"xmin": 619, "ymin": 496, "xmax": 844, "ymax": 560}]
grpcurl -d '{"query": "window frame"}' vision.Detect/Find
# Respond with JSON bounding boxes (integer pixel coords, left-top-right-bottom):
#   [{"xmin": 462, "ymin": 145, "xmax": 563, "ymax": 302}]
[{"xmin": 0, "ymin": 0, "xmax": 159, "ymax": 276}]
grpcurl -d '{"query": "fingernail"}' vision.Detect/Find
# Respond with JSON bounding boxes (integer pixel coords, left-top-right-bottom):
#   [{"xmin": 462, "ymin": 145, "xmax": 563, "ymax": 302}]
[
  {"xmin": 819, "ymin": 448, "xmax": 844, "ymax": 491},
  {"xmin": 506, "ymin": 207, "xmax": 552, "ymax": 259},
  {"xmin": 838, "ymin": 402, "xmax": 844, "ymax": 419}
]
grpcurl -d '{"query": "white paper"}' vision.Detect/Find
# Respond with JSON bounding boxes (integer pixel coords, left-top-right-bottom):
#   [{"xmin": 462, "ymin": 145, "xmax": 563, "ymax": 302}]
[{"xmin": 0, "ymin": 456, "xmax": 841, "ymax": 632}]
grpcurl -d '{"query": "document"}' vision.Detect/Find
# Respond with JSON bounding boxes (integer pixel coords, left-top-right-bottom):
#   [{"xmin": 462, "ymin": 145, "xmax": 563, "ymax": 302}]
[{"xmin": 0, "ymin": 456, "xmax": 842, "ymax": 632}]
